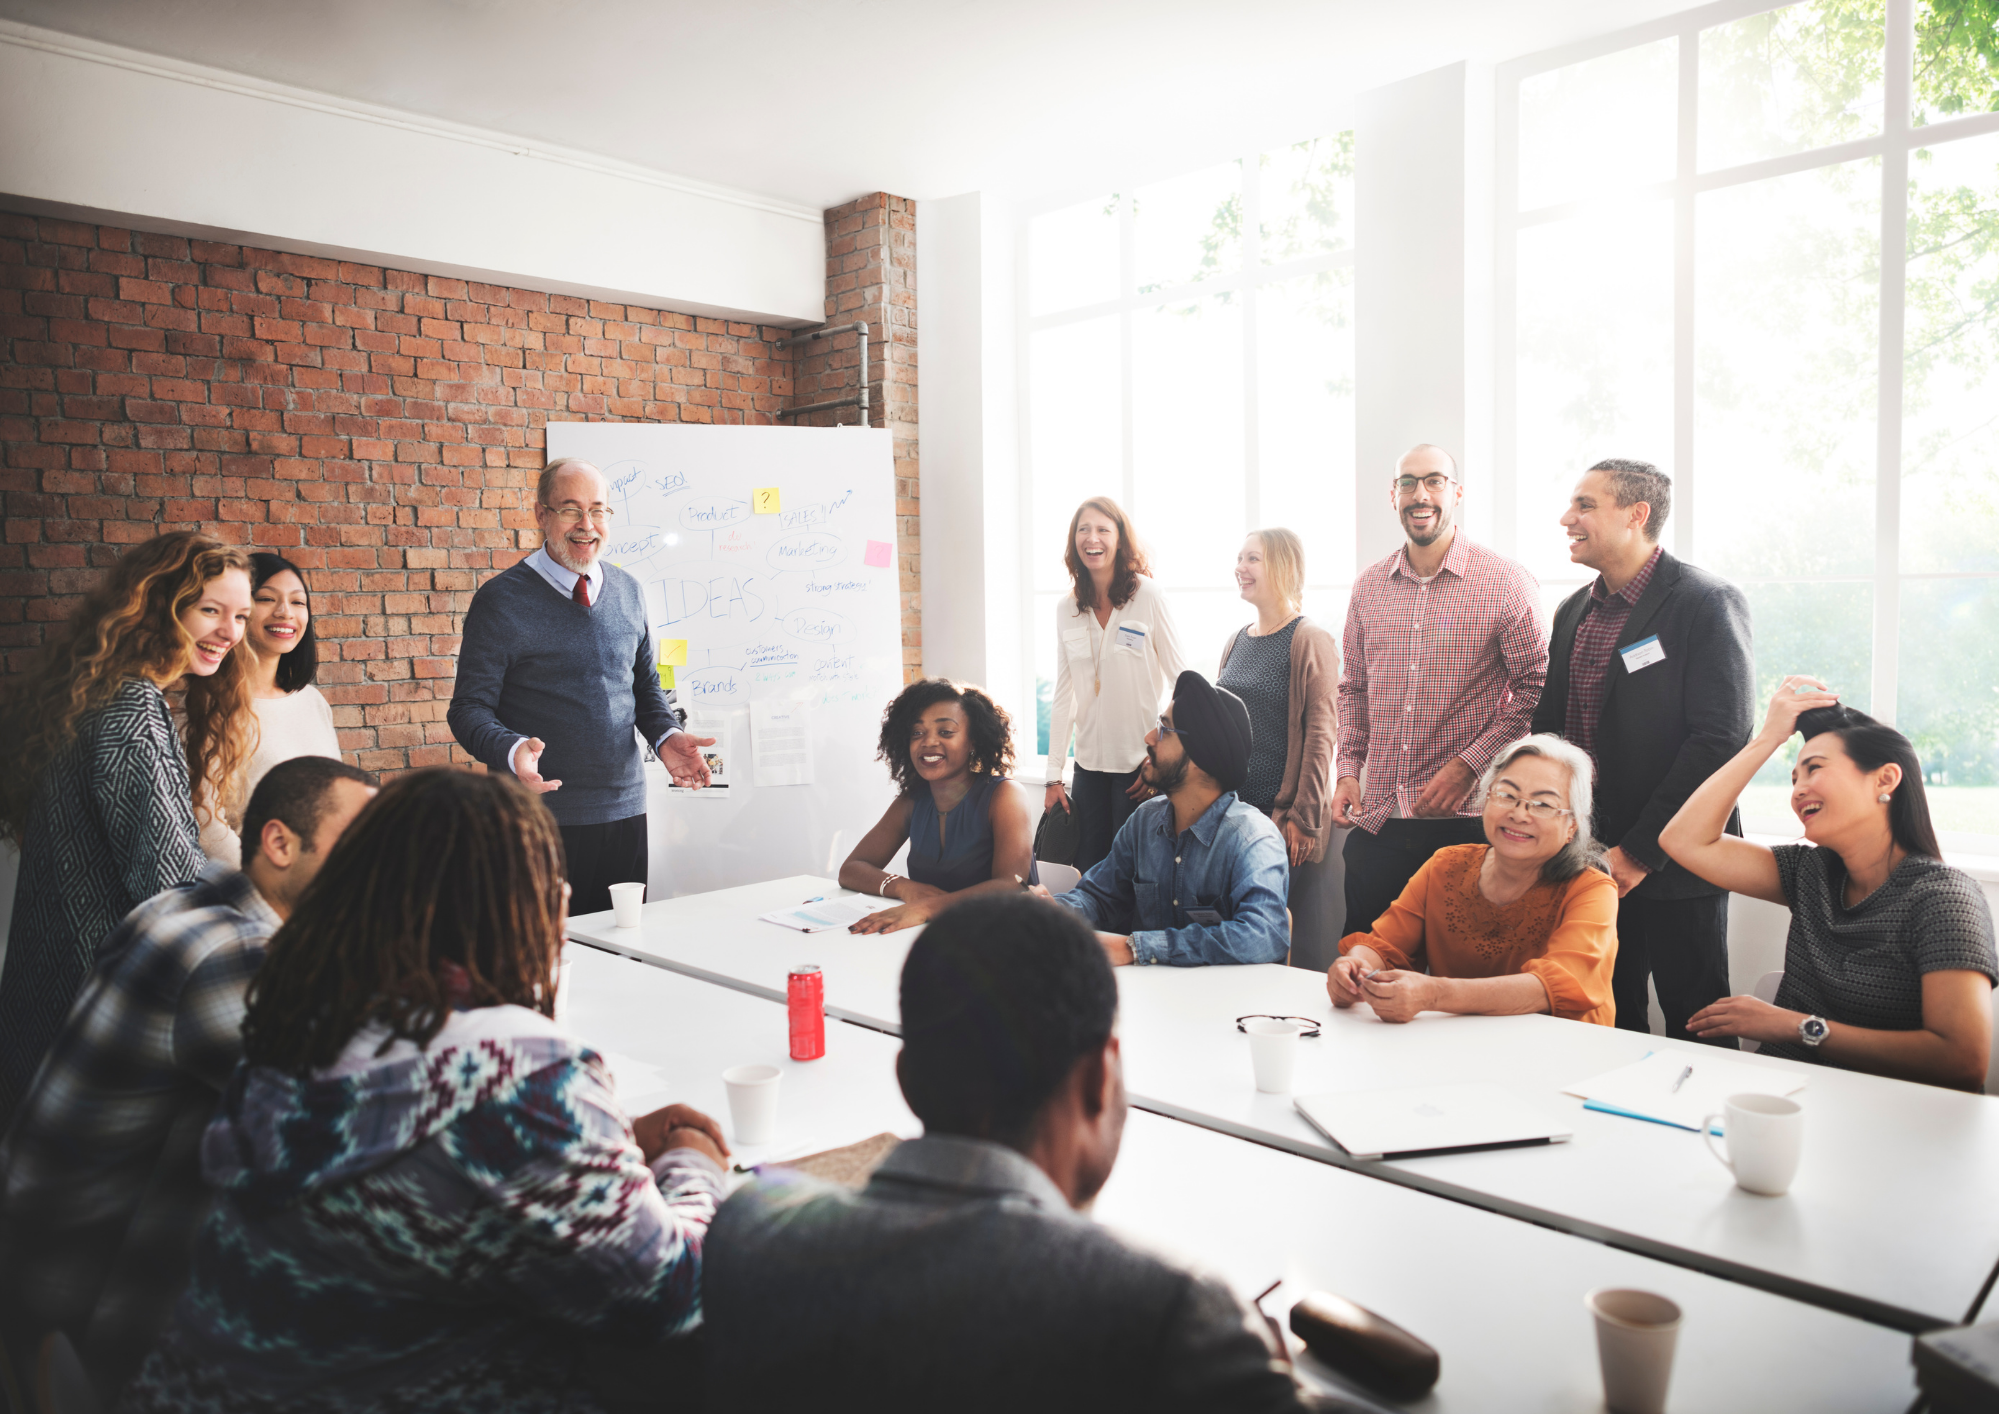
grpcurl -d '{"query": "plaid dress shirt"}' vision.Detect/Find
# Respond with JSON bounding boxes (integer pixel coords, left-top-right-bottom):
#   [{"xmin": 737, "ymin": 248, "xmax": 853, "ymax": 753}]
[
  {"xmin": 0, "ymin": 862, "xmax": 278, "ymax": 1396},
  {"xmin": 1336, "ymin": 534, "xmax": 1547, "ymax": 834},
  {"xmin": 1564, "ymin": 545, "xmax": 1664, "ymax": 758}
]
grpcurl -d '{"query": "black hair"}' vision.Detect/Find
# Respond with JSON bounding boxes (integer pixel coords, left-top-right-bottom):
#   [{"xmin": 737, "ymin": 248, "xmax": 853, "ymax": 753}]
[
  {"xmin": 898, "ymin": 894, "xmax": 1117, "ymax": 1148},
  {"xmin": 250, "ymin": 552, "xmax": 320, "ymax": 692},
  {"xmin": 240, "ymin": 755, "xmax": 377, "ymax": 861},
  {"xmin": 875, "ymin": 678, "xmax": 1016, "ymax": 797},
  {"xmin": 1794, "ymin": 704, "xmax": 1943, "ymax": 860},
  {"xmin": 1587, "ymin": 459, "xmax": 1672, "ymax": 543}
]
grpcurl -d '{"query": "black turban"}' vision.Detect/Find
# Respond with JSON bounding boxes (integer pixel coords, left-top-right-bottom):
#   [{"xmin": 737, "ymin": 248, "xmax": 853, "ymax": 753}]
[{"xmin": 1169, "ymin": 671, "xmax": 1252, "ymax": 792}]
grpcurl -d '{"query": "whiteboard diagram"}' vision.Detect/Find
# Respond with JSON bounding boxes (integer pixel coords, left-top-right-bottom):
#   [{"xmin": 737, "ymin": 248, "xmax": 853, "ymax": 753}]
[{"xmin": 544, "ymin": 423, "xmax": 903, "ymax": 897}]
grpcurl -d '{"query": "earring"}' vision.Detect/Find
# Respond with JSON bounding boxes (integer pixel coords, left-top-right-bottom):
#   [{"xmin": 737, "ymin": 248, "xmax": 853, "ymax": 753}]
[{"xmin": 1878, "ymin": 792, "xmax": 1893, "ymax": 803}]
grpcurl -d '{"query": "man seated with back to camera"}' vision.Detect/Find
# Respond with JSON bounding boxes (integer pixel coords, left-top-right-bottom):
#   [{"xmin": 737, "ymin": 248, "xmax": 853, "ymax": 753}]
[
  {"xmin": 1044, "ymin": 670, "xmax": 1291, "ymax": 967},
  {"xmin": 0, "ymin": 756, "xmax": 377, "ymax": 1408},
  {"xmin": 702, "ymin": 893, "xmax": 1354, "ymax": 1412}
]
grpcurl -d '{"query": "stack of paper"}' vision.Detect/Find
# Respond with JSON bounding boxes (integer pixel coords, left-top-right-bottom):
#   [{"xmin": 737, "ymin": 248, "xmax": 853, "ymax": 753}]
[
  {"xmin": 1562, "ymin": 1051, "xmax": 1806, "ymax": 1132},
  {"xmin": 758, "ymin": 896, "xmax": 890, "ymax": 933}
]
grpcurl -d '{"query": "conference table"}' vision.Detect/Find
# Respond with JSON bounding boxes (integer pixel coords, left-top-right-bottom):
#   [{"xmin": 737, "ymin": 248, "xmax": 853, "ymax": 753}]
[
  {"xmin": 568, "ymin": 876, "xmax": 1999, "ymax": 1334},
  {"xmin": 559, "ymin": 943, "xmax": 1924, "ymax": 1411}
]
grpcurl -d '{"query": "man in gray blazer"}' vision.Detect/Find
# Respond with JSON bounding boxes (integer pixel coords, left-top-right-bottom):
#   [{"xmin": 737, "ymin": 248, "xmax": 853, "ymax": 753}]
[
  {"xmin": 702, "ymin": 893, "xmax": 1344, "ymax": 1412},
  {"xmin": 1534, "ymin": 460, "xmax": 1754, "ymax": 1044}
]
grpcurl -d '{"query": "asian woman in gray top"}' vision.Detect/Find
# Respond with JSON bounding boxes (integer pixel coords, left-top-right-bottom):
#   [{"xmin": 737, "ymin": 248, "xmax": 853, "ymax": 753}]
[
  {"xmin": 1662, "ymin": 678, "xmax": 1995, "ymax": 1090},
  {"xmin": 0, "ymin": 533, "xmax": 257, "ymax": 1125},
  {"xmin": 840, "ymin": 680, "xmax": 1035, "ymax": 935}
]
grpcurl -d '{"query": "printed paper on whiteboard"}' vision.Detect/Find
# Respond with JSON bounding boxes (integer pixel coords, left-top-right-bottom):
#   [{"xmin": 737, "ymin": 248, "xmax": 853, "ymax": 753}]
[
  {"xmin": 752, "ymin": 700, "xmax": 814, "ymax": 787},
  {"xmin": 669, "ymin": 707, "xmax": 736, "ymax": 796}
]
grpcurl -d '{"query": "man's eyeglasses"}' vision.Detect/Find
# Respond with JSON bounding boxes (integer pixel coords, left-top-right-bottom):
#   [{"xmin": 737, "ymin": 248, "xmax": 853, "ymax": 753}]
[
  {"xmin": 1393, "ymin": 474, "xmax": 1455, "ymax": 495},
  {"xmin": 1484, "ymin": 785, "xmax": 1573, "ymax": 820},
  {"xmin": 1154, "ymin": 714, "xmax": 1186, "ymax": 738},
  {"xmin": 544, "ymin": 505, "xmax": 616, "ymax": 525}
]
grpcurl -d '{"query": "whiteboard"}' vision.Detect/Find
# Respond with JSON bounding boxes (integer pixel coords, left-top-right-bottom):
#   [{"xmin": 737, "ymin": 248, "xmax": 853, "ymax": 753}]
[{"xmin": 544, "ymin": 423, "xmax": 904, "ymax": 898}]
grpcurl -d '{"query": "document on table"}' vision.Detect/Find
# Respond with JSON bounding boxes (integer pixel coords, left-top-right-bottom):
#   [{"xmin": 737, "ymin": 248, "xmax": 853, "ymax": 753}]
[
  {"xmin": 752, "ymin": 700, "xmax": 813, "ymax": 787},
  {"xmin": 1562, "ymin": 1051, "xmax": 1807, "ymax": 1132},
  {"xmin": 759, "ymin": 896, "xmax": 890, "ymax": 932},
  {"xmin": 599, "ymin": 1051, "xmax": 674, "ymax": 1109}
]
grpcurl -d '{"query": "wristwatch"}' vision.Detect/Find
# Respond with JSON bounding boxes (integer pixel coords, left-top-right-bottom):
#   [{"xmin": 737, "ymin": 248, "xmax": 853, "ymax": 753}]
[{"xmin": 1797, "ymin": 1014, "xmax": 1830, "ymax": 1048}]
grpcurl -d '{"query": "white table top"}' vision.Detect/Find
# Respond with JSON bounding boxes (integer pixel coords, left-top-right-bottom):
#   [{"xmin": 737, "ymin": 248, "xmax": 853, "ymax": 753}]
[
  {"xmin": 1113, "ymin": 961, "xmax": 1998, "ymax": 1333},
  {"xmin": 562, "ymin": 942, "xmax": 1919, "ymax": 1412},
  {"xmin": 570, "ymin": 877, "xmax": 1999, "ymax": 1331}
]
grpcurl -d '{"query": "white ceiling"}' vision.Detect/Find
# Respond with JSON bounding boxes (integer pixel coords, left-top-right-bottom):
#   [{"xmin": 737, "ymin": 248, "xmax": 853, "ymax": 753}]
[{"xmin": 0, "ymin": 0, "xmax": 1692, "ymax": 211}]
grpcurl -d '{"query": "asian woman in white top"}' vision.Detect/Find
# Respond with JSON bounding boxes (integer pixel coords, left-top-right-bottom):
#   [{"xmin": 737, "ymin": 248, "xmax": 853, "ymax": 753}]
[
  {"xmin": 1044, "ymin": 498, "xmax": 1188, "ymax": 872},
  {"xmin": 198, "ymin": 553, "xmax": 345, "ymax": 864}
]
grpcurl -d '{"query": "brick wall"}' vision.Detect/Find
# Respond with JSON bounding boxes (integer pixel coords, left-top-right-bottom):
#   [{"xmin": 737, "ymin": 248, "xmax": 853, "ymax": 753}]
[{"xmin": 0, "ymin": 200, "xmax": 922, "ymax": 772}]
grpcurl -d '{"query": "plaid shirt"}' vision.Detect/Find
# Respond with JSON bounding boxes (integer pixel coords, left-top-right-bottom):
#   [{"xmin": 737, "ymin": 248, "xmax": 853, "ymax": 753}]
[
  {"xmin": 1565, "ymin": 545, "xmax": 1664, "ymax": 758},
  {"xmin": 0, "ymin": 863, "xmax": 278, "ymax": 1393},
  {"xmin": 1336, "ymin": 534, "xmax": 1547, "ymax": 834}
]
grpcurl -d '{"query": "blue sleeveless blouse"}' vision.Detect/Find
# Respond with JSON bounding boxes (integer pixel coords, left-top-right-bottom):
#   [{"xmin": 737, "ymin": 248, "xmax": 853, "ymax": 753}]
[{"xmin": 908, "ymin": 774, "xmax": 1019, "ymax": 893}]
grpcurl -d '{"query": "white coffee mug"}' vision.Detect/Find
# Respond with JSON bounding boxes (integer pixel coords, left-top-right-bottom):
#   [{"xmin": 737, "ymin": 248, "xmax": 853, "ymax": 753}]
[
  {"xmin": 1245, "ymin": 1018, "xmax": 1306, "ymax": 1094},
  {"xmin": 1587, "ymin": 1288, "xmax": 1683, "ymax": 1414},
  {"xmin": 1701, "ymin": 1092, "xmax": 1803, "ymax": 1196},
  {"xmin": 723, "ymin": 1063, "xmax": 783, "ymax": 1146},
  {"xmin": 608, "ymin": 881, "xmax": 646, "ymax": 929}
]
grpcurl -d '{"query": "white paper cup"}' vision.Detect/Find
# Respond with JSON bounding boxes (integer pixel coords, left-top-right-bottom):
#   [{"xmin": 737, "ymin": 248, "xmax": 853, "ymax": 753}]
[
  {"xmin": 1588, "ymin": 1288, "xmax": 1682, "ymax": 1414},
  {"xmin": 1245, "ymin": 1017, "xmax": 1307, "ymax": 1094},
  {"xmin": 1702, "ymin": 1093, "xmax": 1803, "ymax": 1196},
  {"xmin": 723, "ymin": 1063, "xmax": 783, "ymax": 1145},
  {"xmin": 608, "ymin": 881, "xmax": 646, "ymax": 929}
]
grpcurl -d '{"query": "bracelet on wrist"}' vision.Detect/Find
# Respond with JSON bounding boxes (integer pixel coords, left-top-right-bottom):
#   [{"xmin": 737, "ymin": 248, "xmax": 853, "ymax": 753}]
[{"xmin": 879, "ymin": 873, "xmax": 901, "ymax": 898}]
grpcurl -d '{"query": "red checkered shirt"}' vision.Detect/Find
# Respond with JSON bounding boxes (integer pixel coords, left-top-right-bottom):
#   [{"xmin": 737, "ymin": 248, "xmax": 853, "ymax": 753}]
[
  {"xmin": 1565, "ymin": 545, "xmax": 1664, "ymax": 758},
  {"xmin": 1336, "ymin": 533, "xmax": 1547, "ymax": 833}
]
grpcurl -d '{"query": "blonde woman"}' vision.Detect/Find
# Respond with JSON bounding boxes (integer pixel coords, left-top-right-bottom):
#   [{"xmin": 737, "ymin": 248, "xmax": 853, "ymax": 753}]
[
  {"xmin": 1218, "ymin": 529, "xmax": 1340, "ymax": 962},
  {"xmin": 1044, "ymin": 498, "xmax": 1188, "ymax": 872},
  {"xmin": 0, "ymin": 532, "xmax": 256, "ymax": 1123}
]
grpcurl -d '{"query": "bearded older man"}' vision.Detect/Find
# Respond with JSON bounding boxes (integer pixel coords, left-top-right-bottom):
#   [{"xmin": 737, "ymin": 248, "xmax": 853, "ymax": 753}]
[{"xmin": 449, "ymin": 456, "xmax": 713, "ymax": 913}]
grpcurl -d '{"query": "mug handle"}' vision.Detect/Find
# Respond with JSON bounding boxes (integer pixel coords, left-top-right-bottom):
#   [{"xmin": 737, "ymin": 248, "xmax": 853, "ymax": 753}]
[{"xmin": 1702, "ymin": 1113, "xmax": 1732, "ymax": 1173}]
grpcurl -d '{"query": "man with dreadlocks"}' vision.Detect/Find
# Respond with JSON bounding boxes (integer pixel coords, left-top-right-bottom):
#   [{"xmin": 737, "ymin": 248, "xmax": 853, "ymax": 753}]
[{"xmin": 119, "ymin": 769, "xmax": 730, "ymax": 1414}]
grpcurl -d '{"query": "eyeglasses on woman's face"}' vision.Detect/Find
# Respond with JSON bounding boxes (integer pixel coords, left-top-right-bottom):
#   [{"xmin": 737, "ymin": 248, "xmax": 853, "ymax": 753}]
[{"xmin": 1484, "ymin": 784, "xmax": 1573, "ymax": 819}]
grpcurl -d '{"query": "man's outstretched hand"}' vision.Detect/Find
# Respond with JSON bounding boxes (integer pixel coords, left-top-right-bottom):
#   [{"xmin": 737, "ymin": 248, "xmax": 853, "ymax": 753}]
[
  {"xmin": 512, "ymin": 737, "xmax": 562, "ymax": 794},
  {"xmin": 660, "ymin": 731, "xmax": 718, "ymax": 789}
]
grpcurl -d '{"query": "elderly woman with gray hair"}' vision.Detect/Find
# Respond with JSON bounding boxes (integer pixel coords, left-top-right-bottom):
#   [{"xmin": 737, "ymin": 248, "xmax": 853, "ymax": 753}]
[{"xmin": 1328, "ymin": 734, "xmax": 1619, "ymax": 1025}]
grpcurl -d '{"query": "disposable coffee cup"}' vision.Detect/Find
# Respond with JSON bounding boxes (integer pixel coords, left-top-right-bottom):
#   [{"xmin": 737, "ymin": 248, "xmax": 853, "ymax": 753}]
[
  {"xmin": 1587, "ymin": 1288, "xmax": 1682, "ymax": 1414},
  {"xmin": 1245, "ymin": 1017, "xmax": 1307, "ymax": 1094},
  {"xmin": 1702, "ymin": 1093, "xmax": 1803, "ymax": 1196},
  {"xmin": 608, "ymin": 881, "xmax": 646, "ymax": 929},
  {"xmin": 723, "ymin": 1063, "xmax": 783, "ymax": 1145}
]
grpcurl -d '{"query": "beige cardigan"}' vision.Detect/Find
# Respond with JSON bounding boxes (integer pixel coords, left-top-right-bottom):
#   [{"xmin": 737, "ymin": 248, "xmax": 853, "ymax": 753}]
[{"xmin": 1217, "ymin": 615, "xmax": 1341, "ymax": 864}]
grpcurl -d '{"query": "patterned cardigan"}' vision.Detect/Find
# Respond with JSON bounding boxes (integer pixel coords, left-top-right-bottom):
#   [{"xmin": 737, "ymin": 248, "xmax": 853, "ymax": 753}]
[
  {"xmin": 0, "ymin": 677, "xmax": 205, "ymax": 1126},
  {"xmin": 120, "ymin": 1003, "xmax": 725, "ymax": 1414}
]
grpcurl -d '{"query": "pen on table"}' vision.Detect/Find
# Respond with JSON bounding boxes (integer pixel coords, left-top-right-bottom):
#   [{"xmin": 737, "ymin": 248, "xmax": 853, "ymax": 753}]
[
  {"xmin": 802, "ymin": 895, "xmax": 824, "ymax": 904},
  {"xmin": 1671, "ymin": 1064, "xmax": 1693, "ymax": 1093}
]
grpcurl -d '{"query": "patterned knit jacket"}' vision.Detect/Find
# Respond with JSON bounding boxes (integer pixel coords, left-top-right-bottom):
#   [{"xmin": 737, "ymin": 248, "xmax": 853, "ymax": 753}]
[{"xmin": 120, "ymin": 1004, "xmax": 724, "ymax": 1414}]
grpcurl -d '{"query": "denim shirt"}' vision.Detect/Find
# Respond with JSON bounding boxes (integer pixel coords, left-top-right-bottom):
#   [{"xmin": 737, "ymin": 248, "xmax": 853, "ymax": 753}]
[{"xmin": 1055, "ymin": 792, "xmax": 1291, "ymax": 966}]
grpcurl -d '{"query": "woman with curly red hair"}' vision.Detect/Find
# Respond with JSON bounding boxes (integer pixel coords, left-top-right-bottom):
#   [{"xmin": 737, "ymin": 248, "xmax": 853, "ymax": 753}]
[
  {"xmin": 0, "ymin": 531, "xmax": 256, "ymax": 1124},
  {"xmin": 839, "ymin": 679, "xmax": 1034, "ymax": 935}
]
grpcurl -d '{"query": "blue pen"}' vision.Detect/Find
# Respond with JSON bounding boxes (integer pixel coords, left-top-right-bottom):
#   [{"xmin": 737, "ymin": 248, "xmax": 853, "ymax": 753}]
[{"xmin": 802, "ymin": 895, "xmax": 824, "ymax": 904}]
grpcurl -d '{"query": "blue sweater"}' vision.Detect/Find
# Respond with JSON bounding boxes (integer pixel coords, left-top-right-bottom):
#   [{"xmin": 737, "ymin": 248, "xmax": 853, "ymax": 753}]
[{"xmin": 447, "ymin": 560, "xmax": 677, "ymax": 827}]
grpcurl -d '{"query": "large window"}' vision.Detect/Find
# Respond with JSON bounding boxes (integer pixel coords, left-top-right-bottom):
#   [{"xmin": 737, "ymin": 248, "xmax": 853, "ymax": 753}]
[
  {"xmin": 1022, "ymin": 136, "xmax": 1357, "ymax": 756},
  {"xmin": 1499, "ymin": 0, "xmax": 1998, "ymax": 846}
]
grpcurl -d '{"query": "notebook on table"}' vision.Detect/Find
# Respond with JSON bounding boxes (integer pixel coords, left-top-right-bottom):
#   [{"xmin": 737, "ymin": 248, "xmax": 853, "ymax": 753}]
[{"xmin": 1295, "ymin": 1083, "xmax": 1574, "ymax": 1162}]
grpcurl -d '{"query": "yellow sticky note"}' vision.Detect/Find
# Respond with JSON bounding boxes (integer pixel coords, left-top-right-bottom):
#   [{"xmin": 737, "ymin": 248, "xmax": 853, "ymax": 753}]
[
  {"xmin": 658, "ymin": 666, "xmax": 675, "ymax": 689},
  {"xmin": 657, "ymin": 638, "xmax": 688, "ymax": 667},
  {"xmin": 753, "ymin": 487, "xmax": 781, "ymax": 514}
]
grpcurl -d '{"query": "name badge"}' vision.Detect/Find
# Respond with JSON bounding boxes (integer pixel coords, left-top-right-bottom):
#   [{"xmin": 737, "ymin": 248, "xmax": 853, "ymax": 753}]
[
  {"xmin": 1620, "ymin": 635, "xmax": 1667, "ymax": 673},
  {"xmin": 1114, "ymin": 622, "xmax": 1149, "ymax": 655},
  {"xmin": 1184, "ymin": 907, "xmax": 1223, "ymax": 926}
]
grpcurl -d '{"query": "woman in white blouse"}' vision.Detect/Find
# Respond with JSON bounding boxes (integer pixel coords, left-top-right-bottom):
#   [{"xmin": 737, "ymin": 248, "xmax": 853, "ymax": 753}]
[
  {"xmin": 1044, "ymin": 498, "xmax": 1188, "ymax": 872},
  {"xmin": 198, "ymin": 553, "xmax": 345, "ymax": 863}
]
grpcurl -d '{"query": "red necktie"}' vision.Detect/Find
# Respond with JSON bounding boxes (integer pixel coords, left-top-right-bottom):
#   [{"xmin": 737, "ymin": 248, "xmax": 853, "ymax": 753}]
[{"xmin": 573, "ymin": 574, "xmax": 592, "ymax": 609}]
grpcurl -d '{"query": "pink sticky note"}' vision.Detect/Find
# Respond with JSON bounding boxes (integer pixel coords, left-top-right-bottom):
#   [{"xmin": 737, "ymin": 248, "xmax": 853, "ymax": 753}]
[{"xmin": 863, "ymin": 539, "xmax": 892, "ymax": 568}]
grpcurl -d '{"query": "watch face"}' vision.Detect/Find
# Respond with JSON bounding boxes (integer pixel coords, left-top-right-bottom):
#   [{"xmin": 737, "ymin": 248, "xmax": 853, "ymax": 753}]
[{"xmin": 1800, "ymin": 1016, "xmax": 1829, "ymax": 1045}]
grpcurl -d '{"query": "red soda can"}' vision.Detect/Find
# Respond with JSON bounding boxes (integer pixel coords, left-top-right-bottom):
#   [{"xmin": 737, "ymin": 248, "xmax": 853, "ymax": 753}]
[{"xmin": 788, "ymin": 964, "xmax": 826, "ymax": 1061}]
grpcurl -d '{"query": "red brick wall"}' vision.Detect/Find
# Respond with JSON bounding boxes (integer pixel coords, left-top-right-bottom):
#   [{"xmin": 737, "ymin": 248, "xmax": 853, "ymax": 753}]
[{"xmin": 0, "ymin": 203, "xmax": 922, "ymax": 771}]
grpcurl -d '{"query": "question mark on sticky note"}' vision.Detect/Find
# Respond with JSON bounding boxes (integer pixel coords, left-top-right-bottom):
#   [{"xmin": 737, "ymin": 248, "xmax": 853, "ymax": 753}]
[{"xmin": 753, "ymin": 487, "xmax": 781, "ymax": 514}]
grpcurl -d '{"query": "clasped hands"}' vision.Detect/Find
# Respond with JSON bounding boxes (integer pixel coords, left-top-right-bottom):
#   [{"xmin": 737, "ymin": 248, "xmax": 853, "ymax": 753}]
[
  {"xmin": 1328, "ymin": 948, "xmax": 1437, "ymax": 1024},
  {"xmin": 631, "ymin": 1102, "xmax": 730, "ymax": 1167},
  {"xmin": 1330, "ymin": 759, "xmax": 1476, "ymax": 826}
]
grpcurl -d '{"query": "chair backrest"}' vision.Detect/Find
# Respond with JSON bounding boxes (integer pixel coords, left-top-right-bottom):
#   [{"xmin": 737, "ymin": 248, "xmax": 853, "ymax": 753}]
[
  {"xmin": 1740, "ymin": 971, "xmax": 1786, "ymax": 1053},
  {"xmin": 1036, "ymin": 862, "xmax": 1081, "ymax": 896}
]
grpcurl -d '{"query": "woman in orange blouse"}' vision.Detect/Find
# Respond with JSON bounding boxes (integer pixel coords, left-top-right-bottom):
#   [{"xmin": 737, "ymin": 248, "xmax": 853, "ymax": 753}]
[{"xmin": 1328, "ymin": 734, "xmax": 1618, "ymax": 1025}]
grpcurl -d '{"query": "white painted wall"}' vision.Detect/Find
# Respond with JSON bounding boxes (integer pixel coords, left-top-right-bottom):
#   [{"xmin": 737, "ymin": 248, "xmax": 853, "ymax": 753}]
[
  {"xmin": 915, "ymin": 191, "xmax": 1022, "ymax": 714},
  {"xmin": 0, "ymin": 20, "xmax": 825, "ymax": 324},
  {"xmin": 1353, "ymin": 60, "xmax": 1497, "ymax": 568}
]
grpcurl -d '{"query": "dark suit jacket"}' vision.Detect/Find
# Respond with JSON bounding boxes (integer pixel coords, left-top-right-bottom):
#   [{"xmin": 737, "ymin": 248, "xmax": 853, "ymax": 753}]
[
  {"xmin": 703, "ymin": 1135, "xmax": 1337, "ymax": 1413},
  {"xmin": 1532, "ymin": 550, "xmax": 1754, "ymax": 901}
]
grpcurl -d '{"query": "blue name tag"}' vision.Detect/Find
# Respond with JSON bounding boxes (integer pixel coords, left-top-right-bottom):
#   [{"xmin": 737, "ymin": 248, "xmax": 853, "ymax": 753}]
[{"xmin": 1620, "ymin": 635, "xmax": 1667, "ymax": 673}]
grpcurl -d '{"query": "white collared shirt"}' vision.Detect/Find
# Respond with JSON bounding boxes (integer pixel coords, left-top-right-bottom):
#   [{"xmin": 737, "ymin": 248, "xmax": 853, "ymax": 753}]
[
  {"xmin": 1044, "ymin": 575, "xmax": 1188, "ymax": 781},
  {"xmin": 523, "ymin": 544, "xmax": 605, "ymax": 605}
]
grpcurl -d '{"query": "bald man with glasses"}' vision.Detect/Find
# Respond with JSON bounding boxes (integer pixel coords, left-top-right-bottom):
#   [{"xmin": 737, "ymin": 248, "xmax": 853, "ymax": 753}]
[{"xmin": 449, "ymin": 457, "xmax": 713, "ymax": 913}]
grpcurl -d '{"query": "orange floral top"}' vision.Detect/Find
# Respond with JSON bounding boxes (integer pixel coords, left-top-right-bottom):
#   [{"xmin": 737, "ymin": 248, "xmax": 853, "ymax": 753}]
[{"xmin": 1338, "ymin": 844, "xmax": 1619, "ymax": 1025}]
